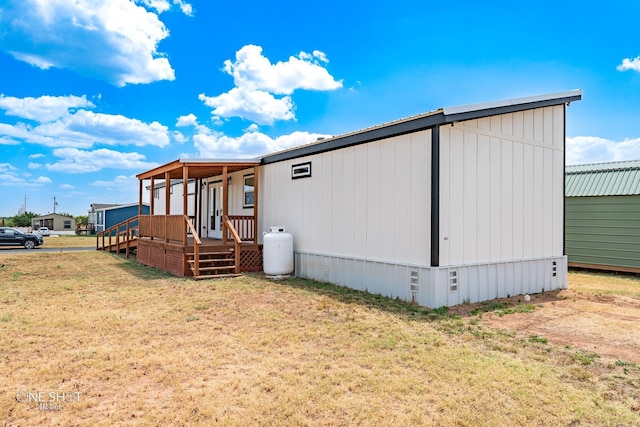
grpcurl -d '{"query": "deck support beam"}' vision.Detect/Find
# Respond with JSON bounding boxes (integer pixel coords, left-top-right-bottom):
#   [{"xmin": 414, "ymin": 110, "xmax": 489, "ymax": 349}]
[
  {"xmin": 222, "ymin": 166, "xmax": 228, "ymax": 245},
  {"xmin": 183, "ymin": 165, "xmax": 189, "ymax": 246},
  {"xmin": 253, "ymin": 165, "xmax": 259, "ymax": 244}
]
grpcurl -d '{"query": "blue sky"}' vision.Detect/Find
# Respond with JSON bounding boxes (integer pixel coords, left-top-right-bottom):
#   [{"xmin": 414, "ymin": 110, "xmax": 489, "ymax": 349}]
[{"xmin": 1, "ymin": 0, "xmax": 639, "ymax": 217}]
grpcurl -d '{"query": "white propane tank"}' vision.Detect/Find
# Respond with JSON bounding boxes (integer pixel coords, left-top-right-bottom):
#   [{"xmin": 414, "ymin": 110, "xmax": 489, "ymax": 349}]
[{"xmin": 263, "ymin": 226, "xmax": 294, "ymax": 278}]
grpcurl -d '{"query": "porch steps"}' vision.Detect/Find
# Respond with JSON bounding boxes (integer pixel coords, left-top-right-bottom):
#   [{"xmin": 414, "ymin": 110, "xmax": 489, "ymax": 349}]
[{"xmin": 185, "ymin": 248, "xmax": 239, "ymax": 279}]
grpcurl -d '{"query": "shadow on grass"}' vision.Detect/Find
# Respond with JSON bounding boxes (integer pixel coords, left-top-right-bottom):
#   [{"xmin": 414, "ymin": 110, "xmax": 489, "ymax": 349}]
[
  {"xmin": 105, "ymin": 253, "xmax": 181, "ymax": 282},
  {"xmin": 248, "ymin": 274, "xmax": 567, "ymax": 323},
  {"xmin": 249, "ymin": 274, "xmax": 454, "ymax": 323}
]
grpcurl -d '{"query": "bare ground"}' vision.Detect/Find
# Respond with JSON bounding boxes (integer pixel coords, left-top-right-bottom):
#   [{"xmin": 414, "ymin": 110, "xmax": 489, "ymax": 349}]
[{"xmin": 457, "ymin": 287, "xmax": 640, "ymax": 365}]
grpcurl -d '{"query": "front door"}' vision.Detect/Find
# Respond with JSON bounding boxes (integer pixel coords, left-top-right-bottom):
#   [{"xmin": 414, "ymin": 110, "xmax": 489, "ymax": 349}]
[{"xmin": 207, "ymin": 183, "xmax": 223, "ymax": 239}]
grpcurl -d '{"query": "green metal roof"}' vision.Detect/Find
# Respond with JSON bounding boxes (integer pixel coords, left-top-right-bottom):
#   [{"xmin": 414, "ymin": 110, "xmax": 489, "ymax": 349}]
[{"xmin": 566, "ymin": 160, "xmax": 640, "ymax": 197}]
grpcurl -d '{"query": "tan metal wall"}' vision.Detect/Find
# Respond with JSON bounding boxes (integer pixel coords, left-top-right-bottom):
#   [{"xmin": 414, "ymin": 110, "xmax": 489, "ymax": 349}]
[
  {"xmin": 438, "ymin": 105, "xmax": 565, "ymax": 266},
  {"xmin": 260, "ymin": 130, "xmax": 432, "ymax": 266}
]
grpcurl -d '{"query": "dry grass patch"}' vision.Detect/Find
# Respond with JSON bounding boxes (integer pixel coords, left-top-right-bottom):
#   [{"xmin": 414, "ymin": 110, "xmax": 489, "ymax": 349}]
[
  {"xmin": 1, "ymin": 253, "xmax": 639, "ymax": 426},
  {"xmin": 39, "ymin": 235, "xmax": 96, "ymax": 248}
]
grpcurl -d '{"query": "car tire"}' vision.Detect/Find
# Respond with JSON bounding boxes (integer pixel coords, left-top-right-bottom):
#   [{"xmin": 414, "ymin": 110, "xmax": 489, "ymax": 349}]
[{"xmin": 24, "ymin": 240, "xmax": 35, "ymax": 249}]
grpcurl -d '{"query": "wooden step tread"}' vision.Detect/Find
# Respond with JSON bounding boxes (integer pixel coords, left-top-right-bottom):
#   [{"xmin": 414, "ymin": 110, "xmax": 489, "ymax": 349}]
[
  {"xmin": 190, "ymin": 266, "xmax": 236, "ymax": 272},
  {"xmin": 187, "ymin": 259, "xmax": 235, "ymax": 265},
  {"xmin": 193, "ymin": 273, "xmax": 242, "ymax": 280},
  {"xmin": 186, "ymin": 251, "xmax": 233, "ymax": 257}
]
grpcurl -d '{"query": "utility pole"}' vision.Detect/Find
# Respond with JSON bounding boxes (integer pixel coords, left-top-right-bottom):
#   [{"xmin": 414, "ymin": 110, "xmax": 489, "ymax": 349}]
[{"xmin": 53, "ymin": 196, "xmax": 58, "ymax": 214}]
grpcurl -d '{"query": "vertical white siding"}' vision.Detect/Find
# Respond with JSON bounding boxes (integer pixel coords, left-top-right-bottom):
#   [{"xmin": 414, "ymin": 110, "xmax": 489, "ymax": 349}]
[
  {"xmin": 439, "ymin": 105, "xmax": 565, "ymax": 266},
  {"xmin": 260, "ymin": 130, "xmax": 432, "ymax": 267}
]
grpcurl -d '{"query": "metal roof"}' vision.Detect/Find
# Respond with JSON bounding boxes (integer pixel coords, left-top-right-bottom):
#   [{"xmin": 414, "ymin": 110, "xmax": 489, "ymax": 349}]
[
  {"xmin": 566, "ymin": 160, "xmax": 640, "ymax": 197},
  {"xmin": 262, "ymin": 90, "xmax": 582, "ymax": 164}
]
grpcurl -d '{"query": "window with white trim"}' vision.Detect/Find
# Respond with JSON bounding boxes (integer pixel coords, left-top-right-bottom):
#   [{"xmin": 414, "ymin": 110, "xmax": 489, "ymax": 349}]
[{"xmin": 243, "ymin": 174, "xmax": 254, "ymax": 208}]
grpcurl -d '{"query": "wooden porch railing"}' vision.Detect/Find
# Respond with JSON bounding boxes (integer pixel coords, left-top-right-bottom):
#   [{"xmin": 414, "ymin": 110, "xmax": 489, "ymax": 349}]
[
  {"xmin": 223, "ymin": 215, "xmax": 241, "ymax": 274},
  {"xmin": 96, "ymin": 216, "xmax": 139, "ymax": 258},
  {"xmin": 138, "ymin": 215, "xmax": 185, "ymax": 241},
  {"xmin": 226, "ymin": 215, "xmax": 255, "ymax": 242},
  {"xmin": 135, "ymin": 214, "xmax": 250, "ymax": 276},
  {"xmin": 184, "ymin": 215, "xmax": 201, "ymax": 277}
]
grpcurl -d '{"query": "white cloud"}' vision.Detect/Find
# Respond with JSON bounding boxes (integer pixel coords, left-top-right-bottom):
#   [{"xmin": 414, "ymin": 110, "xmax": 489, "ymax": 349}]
[
  {"xmin": 137, "ymin": 0, "xmax": 171, "ymax": 13},
  {"xmin": 0, "ymin": 95, "xmax": 170, "ymax": 149},
  {"xmin": 33, "ymin": 176, "xmax": 52, "ymax": 184},
  {"xmin": 193, "ymin": 126, "xmax": 332, "ymax": 158},
  {"xmin": 28, "ymin": 153, "xmax": 46, "ymax": 159},
  {"xmin": 617, "ymin": 56, "xmax": 640, "ymax": 72},
  {"xmin": 0, "ymin": 0, "xmax": 176, "ymax": 86},
  {"xmin": 0, "ymin": 94, "xmax": 94, "ymax": 122},
  {"xmin": 199, "ymin": 88, "xmax": 295, "ymax": 125},
  {"xmin": 566, "ymin": 136, "xmax": 640, "ymax": 165},
  {"xmin": 223, "ymin": 45, "xmax": 342, "ymax": 95},
  {"xmin": 172, "ymin": 131, "xmax": 188, "ymax": 143},
  {"xmin": 0, "ymin": 167, "xmax": 54, "ymax": 187},
  {"xmin": 0, "ymin": 163, "xmax": 17, "ymax": 172},
  {"xmin": 60, "ymin": 184, "xmax": 75, "ymax": 189},
  {"xmin": 176, "ymin": 113, "xmax": 198, "ymax": 127},
  {"xmin": 35, "ymin": 110, "xmax": 170, "ymax": 148},
  {"xmin": 0, "ymin": 173, "xmax": 25, "ymax": 185},
  {"xmin": 173, "ymin": 0, "xmax": 193, "ymax": 15},
  {"xmin": 137, "ymin": 0, "xmax": 193, "ymax": 15},
  {"xmin": 0, "ymin": 136, "xmax": 20, "ymax": 145},
  {"xmin": 92, "ymin": 174, "xmax": 136, "ymax": 187},
  {"xmin": 200, "ymin": 45, "xmax": 342, "ymax": 125},
  {"xmin": 46, "ymin": 148, "xmax": 159, "ymax": 173},
  {"xmin": 28, "ymin": 163, "xmax": 43, "ymax": 169}
]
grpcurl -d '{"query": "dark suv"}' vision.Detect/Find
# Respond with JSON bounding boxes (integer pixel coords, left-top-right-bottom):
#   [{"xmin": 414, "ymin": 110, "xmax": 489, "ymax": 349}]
[{"xmin": 0, "ymin": 227, "xmax": 44, "ymax": 249}]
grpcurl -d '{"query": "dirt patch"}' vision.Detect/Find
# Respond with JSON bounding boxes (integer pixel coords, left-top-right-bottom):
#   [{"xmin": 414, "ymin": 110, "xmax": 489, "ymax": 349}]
[{"xmin": 463, "ymin": 289, "xmax": 640, "ymax": 364}]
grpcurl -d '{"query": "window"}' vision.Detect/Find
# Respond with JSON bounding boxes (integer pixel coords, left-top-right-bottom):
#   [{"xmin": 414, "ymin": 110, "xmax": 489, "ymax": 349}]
[
  {"xmin": 292, "ymin": 162, "xmax": 311, "ymax": 179},
  {"xmin": 64, "ymin": 220, "xmax": 71, "ymax": 229},
  {"xmin": 243, "ymin": 174, "xmax": 254, "ymax": 208}
]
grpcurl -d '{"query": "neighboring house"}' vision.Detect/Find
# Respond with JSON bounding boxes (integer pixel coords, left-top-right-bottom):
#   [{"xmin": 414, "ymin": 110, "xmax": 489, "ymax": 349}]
[
  {"xmin": 565, "ymin": 160, "xmax": 640, "ymax": 273},
  {"xmin": 90, "ymin": 203, "xmax": 150, "ymax": 233},
  {"xmin": 32, "ymin": 213, "xmax": 75, "ymax": 232},
  {"xmin": 135, "ymin": 90, "xmax": 582, "ymax": 307}
]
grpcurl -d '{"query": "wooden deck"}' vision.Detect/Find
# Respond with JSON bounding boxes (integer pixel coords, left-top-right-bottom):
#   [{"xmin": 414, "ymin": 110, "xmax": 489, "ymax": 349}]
[
  {"xmin": 136, "ymin": 236, "xmax": 263, "ymax": 278},
  {"xmin": 98, "ymin": 214, "xmax": 263, "ymax": 279}
]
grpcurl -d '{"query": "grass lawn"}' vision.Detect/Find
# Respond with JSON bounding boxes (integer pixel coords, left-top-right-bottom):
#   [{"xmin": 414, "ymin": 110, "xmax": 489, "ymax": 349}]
[
  {"xmin": 40, "ymin": 235, "xmax": 97, "ymax": 248},
  {"xmin": 1, "ymin": 251, "xmax": 639, "ymax": 425}
]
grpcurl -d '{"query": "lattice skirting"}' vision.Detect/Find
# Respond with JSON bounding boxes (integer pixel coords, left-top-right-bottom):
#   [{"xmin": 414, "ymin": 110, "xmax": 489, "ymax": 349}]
[{"xmin": 240, "ymin": 246, "xmax": 263, "ymax": 272}]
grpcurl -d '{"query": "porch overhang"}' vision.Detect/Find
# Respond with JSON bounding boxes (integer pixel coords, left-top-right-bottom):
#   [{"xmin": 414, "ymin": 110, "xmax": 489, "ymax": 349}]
[{"xmin": 136, "ymin": 158, "xmax": 261, "ymax": 181}]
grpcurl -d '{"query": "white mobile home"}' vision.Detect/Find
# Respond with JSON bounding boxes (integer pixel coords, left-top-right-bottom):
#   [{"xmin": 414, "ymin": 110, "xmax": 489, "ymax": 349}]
[{"xmin": 136, "ymin": 90, "xmax": 581, "ymax": 307}]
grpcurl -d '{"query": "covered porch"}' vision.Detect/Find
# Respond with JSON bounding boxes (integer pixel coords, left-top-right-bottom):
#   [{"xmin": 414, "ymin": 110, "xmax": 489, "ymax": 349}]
[{"xmin": 135, "ymin": 158, "xmax": 263, "ymax": 279}]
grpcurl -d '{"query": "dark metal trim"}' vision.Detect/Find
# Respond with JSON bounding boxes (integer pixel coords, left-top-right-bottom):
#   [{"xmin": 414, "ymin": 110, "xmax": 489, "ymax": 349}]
[
  {"xmin": 563, "ymin": 104, "xmax": 567, "ymax": 257},
  {"xmin": 442, "ymin": 94, "xmax": 582, "ymax": 123},
  {"xmin": 262, "ymin": 113, "xmax": 446, "ymax": 164},
  {"xmin": 430, "ymin": 125, "xmax": 440, "ymax": 267},
  {"xmin": 261, "ymin": 93, "xmax": 581, "ymax": 165}
]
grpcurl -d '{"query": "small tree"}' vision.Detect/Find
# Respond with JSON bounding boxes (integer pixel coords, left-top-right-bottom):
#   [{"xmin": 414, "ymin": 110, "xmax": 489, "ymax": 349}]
[
  {"xmin": 75, "ymin": 215, "xmax": 88, "ymax": 226},
  {"xmin": 11, "ymin": 211, "xmax": 39, "ymax": 227}
]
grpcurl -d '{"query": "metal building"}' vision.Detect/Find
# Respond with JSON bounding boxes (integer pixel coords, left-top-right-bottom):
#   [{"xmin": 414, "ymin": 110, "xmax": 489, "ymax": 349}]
[
  {"xmin": 136, "ymin": 90, "xmax": 582, "ymax": 307},
  {"xmin": 565, "ymin": 160, "xmax": 640, "ymax": 273}
]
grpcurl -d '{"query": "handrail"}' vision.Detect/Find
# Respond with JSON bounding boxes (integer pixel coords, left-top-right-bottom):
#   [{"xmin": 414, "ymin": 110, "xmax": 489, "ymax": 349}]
[
  {"xmin": 227, "ymin": 215, "xmax": 255, "ymax": 242},
  {"xmin": 96, "ymin": 215, "xmax": 139, "ymax": 258},
  {"xmin": 223, "ymin": 215, "xmax": 241, "ymax": 274},
  {"xmin": 184, "ymin": 215, "xmax": 201, "ymax": 277}
]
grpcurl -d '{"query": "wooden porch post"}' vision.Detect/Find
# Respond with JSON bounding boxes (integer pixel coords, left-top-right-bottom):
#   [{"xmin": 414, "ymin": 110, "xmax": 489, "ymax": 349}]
[
  {"xmin": 183, "ymin": 166, "xmax": 189, "ymax": 246},
  {"xmin": 150, "ymin": 177, "xmax": 155, "ymax": 240},
  {"xmin": 165, "ymin": 171, "xmax": 170, "ymax": 243},
  {"xmin": 222, "ymin": 165, "xmax": 228, "ymax": 244},
  {"xmin": 253, "ymin": 165, "xmax": 259, "ymax": 244},
  {"xmin": 138, "ymin": 179, "xmax": 143, "ymax": 215}
]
